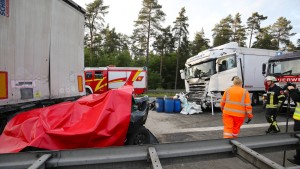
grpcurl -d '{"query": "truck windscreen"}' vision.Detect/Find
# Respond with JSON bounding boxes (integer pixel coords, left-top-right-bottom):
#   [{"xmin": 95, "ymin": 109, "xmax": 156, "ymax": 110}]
[
  {"xmin": 186, "ymin": 60, "xmax": 216, "ymax": 79},
  {"xmin": 268, "ymin": 59, "xmax": 300, "ymax": 75}
]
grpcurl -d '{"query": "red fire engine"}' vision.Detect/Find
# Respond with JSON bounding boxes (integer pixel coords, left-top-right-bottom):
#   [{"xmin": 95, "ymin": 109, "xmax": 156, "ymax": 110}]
[{"xmin": 84, "ymin": 66, "xmax": 147, "ymax": 95}]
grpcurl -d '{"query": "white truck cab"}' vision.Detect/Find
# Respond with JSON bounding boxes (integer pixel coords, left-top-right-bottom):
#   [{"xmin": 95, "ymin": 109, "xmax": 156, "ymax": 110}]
[{"xmin": 181, "ymin": 42, "xmax": 278, "ymax": 109}]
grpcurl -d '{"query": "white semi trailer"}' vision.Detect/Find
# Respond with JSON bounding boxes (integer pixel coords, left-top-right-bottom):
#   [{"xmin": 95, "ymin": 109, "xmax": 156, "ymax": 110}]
[
  {"xmin": 180, "ymin": 42, "xmax": 278, "ymax": 109},
  {"xmin": 0, "ymin": 0, "xmax": 85, "ymax": 122}
]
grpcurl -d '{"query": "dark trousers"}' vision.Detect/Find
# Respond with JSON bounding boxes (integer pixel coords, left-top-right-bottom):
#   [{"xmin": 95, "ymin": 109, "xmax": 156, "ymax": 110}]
[
  {"xmin": 265, "ymin": 108, "xmax": 280, "ymax": 132},
  {"xmin": 294, "ymin": 120, "xmax": 300, "ymax": 162}
]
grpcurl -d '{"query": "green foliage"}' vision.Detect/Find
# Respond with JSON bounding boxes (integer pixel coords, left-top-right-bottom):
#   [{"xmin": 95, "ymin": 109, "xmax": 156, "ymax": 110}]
[
  {"xmin": 161, "ymin": 52, "xmax": 176, "ymax": 89},
  {"xmin": 141, "ymin": 91, "xmax": 177, "ymax": 97},
  {"xmin": 148, "ymin": 70, "xmax": 162, "ymax": 89},
  {"xmin": 251, "ymin": 26, "xmax": 278, "ymax": 50},
  {"xmin": 132, "ymin": 0, "xmax": 165, "ymax": 69},
  {"xmin": 271, "ymin": 17, "xmax": 296, "ymax": 49},
  {"xmin": 212, "ymin": 13, "xmax": 247, "ymax": 47},
  {"xmin": 152, "ymin": 26, "xmax": 175, "ymax": 78},
  {"xmin": 172, "ymin": 7, "xmax": 189, "ymax": 89},
  {"xmin": 177, "ymin": 36, "xmax": 190, "ymax": 89},
  {"xmin": 85, "ymin": 0, "xmax": 109, "ymax": 64},
  {"xmin": 116, "ymin": 51, "xmax": 132, "ymax": 67},
  {"xmin": 212, "ymin": 15, "xmax": 233, "ymax": 46},
  {"xmin": 132, "ymin": 56, "xmax": 146, "ymax": 67},
  {"xmin": 286, "ymin": 41, "xmax": 297, "ymax": 52},
  {"xmin": 190, "ymin": 28, "xmax": 210, "ymax": 55},
  {"xmin": 232, "ymin": 13, "xmax": 246, "ymax": 47},
  {"xmin": 83, "ymin": 0, "xmax": 298, "ymax": 90}
]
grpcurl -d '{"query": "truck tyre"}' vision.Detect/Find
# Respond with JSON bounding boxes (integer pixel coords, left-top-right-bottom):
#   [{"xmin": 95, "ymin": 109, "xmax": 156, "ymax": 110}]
[
  {"xmin": 86, "ymin": 88, "xmax": 92, "ymax": 95},
  {"xmin": 251, "ymin": 92, "xmax": 259, "ymax": 106},
  {"xmin": 127, "ymin": 126, "xmax": 150, "ymax": 145},
  {"xmin": 0, "ymin": 116, "xmax": 8, "ymax": 135}
]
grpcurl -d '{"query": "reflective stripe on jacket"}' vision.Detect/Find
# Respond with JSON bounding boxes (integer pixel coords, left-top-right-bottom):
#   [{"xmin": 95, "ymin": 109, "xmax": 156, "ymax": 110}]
[
  {"xmin": 293, "ymin": 102, "xmax": 300, "ymax": 121},
  {"xmin": 220, "ymin": 85, "xmax": 253, "ymax": 118},
  {"xmin": 266, "ymin": 91, "xmax": 277, "ymax": 108},
  {"xmin": 266, "ymin": 85, "xmax": 285, "ymax": 109}
]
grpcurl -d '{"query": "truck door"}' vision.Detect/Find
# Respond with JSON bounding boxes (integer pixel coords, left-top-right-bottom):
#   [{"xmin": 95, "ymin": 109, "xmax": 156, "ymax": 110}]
[{"xmin": 217, "ymin": 54, "xmax": 238, "ymax": 91}]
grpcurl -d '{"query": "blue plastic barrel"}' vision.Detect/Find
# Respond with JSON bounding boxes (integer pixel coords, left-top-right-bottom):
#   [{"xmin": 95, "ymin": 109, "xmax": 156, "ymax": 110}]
[
  {"xmin": 156, "ymin": 97, "xmax": 164, "ymax": 112},
  {"xmin": 174, "ymin": 99, "xmax": 181, "ymax": 113},
  {"xmin": 164, "ymin": 98, "xmax": 174, "ymax": 113}
]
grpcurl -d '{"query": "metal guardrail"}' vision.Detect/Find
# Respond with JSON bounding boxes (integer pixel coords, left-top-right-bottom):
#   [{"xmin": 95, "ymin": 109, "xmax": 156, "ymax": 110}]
[{"xmin": 0, "ymin": 133, "xmax": 300, "ymax": 169}]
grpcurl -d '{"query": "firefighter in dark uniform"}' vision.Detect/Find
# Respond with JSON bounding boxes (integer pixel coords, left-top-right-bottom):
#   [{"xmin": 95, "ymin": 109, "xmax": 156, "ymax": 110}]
[
  {"xmin": 265, "ymin": 76, "xmax": 285, "ymax": 133},
  {"xmin": 286, "ymin": 85, "xmax": 300, "ymax": 165}
]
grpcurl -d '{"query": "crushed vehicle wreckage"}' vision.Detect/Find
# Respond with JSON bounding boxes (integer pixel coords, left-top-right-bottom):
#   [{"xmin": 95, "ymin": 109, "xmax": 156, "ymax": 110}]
[{"xmin": 0, "ymin": 85, "xmax": 157, "ymax": 153}]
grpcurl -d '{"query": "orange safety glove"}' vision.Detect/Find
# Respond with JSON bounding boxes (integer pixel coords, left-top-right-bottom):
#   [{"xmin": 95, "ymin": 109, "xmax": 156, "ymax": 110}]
[{"xmin": 247, "ymin": 113, "xmax": 253, "ymax": 119}]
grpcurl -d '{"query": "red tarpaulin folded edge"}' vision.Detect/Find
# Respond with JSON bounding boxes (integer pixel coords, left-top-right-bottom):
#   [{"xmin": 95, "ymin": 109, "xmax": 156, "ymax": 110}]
[{"xmin": 0, "ymin": 85, "xmax": 134, "ymax": 153}]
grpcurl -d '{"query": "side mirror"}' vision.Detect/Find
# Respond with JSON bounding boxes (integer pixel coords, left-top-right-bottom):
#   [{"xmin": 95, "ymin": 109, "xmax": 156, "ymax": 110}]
[
  {"xmin": 262, "ymin": 63, "xmax": 266, "ymax": 75},
  {"xmin": 180, "ymin": 69, "xmax": 185, "ymax": 79}
]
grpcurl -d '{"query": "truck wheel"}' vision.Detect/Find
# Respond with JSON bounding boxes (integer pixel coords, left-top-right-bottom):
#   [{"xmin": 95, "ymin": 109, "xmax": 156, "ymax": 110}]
[
  {"xmin": 251, "ymin": 93, "xmax": 259, "ymax": 106},
  {"xmin": 127, "ymin": 126, "xmax": 150, "ymax": 145},
  {"xmin": 0, "ymin": 116, "xmax": 8, "ymax": 135},
  {"xmin": 86, "ymin": 88, "xmax": 92, "ymax": 95}
]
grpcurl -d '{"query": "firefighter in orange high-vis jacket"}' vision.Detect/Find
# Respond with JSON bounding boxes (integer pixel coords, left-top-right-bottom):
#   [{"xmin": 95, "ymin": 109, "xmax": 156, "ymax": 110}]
[{"xmin": 221, "ymin": 76, "xmax": 253, "ymax": 139}]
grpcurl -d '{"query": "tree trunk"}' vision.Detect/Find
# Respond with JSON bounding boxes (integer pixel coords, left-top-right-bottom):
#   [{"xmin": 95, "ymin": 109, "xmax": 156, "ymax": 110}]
[
  {"xmin": 146, "ymin": 15, "xmax": 151, "ymax": 70},
  {"xmin": 248, "ymin": 29, "xmax": 253, "ymax": 48},
  {"xmin": 160, "ymin": 48, "xmax": 163, "ymax": 79},
  {"xmin": 146, "ymin": 14, "xmax": 151, "ymax": 90},
  {"xmin": 175, "ymin": 38, "xmax": 181, "ymax": 90},
  {"xmin": 89, "ymin": 29, "xmax": 93, "ymax": 65}
]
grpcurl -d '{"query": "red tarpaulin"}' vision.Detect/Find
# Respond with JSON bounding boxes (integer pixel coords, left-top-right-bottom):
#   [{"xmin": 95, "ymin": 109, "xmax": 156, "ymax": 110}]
[{"xmin": 0, "ymin": 85, "xmax": 133, "ymax": 153}]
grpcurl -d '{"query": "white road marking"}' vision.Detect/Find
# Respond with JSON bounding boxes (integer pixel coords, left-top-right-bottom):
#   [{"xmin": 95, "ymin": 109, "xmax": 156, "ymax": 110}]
[{"xmin": 163, "ymin": 121, "xmax": 294, "ymax": 134}]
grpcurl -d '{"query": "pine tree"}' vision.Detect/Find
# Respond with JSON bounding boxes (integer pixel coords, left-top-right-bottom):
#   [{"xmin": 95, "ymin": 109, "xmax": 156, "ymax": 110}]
[
  {"xmin": 133, "ymin": 0, "xmax": 165, "ymax": 69},
  {"xmin": 271, "ymin": 17, "xmax": 296, "ymax": 49},
  {"xmin": 232, "ymin": 13, "xmax": 246, "ymax": 47},
  {"xmin": 152, "ymin": 26, "xmax": 175, "ymax": 78},
  {"xmin": 297, "ymin": 39, "xmax": 300, "ymax": 50},
  {"xmin": 252, "ymin": 26, "xmax": 277, "ymax": 50},
  {"xmin": 212, "ymin": 15, "xmax": 233, "ymax": 47},
  {"xmin": 191, "ymin": 28, "xmax": 210, "ymax": 55},
  {"xmin": 246, "ymin": 12, "xmax": 267, "ymax": 48},
  {"xmin": 172, "ymin": 7, "xmax": 189, "ymax": 89},
  {"xmin": 85, "ymin": 0, "xmax": 109, "ymax": 66}
]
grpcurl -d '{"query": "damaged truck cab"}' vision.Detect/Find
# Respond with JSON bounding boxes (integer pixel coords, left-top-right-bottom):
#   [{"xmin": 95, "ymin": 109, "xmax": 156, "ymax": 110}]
[{"xmin": 180, "ymin": 42, "xmax": 278, "ymax": 110}]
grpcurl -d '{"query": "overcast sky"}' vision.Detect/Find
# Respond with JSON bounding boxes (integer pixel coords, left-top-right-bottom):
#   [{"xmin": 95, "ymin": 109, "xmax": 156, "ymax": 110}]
[{"xmin": 73, "ymin": 0, "xmax": 300, "ymax": 46}]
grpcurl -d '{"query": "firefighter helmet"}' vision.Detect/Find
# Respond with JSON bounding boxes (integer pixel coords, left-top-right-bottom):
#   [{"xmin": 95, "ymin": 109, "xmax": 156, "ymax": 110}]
[{"xmin": 265, "ymin": 76, "xmax": 277, "ymax": 82}]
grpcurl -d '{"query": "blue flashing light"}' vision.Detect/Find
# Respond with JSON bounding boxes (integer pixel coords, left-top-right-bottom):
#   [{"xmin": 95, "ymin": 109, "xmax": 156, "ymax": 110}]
[{"xmin": 276, "ymin": 51, "xmax": 283, "ymax": 56}]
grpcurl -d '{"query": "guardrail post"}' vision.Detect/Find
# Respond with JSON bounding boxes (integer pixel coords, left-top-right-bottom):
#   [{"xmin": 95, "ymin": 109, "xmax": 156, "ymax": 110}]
[
  {"xmin": 28, "ymin": 154, "xmax": 52, "ymax": 169},
  {"xmin": 148, "ymin": 147, "xmax": 163, "ymax": 169},
  {"xmin": 231, "ymin": 140, "xmax": 284, "ymax": 169}
]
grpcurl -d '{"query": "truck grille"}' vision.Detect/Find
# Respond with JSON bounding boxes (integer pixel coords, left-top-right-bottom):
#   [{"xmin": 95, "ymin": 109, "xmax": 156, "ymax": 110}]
[{"xmin": 188, "ymin": 82, "xmax": 207, "ymax": 101}]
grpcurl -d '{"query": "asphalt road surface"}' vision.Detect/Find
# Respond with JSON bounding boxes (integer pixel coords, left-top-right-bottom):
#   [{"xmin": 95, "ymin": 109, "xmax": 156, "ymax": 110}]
[{"xmin": 145, "ymin": 104, "xmax": 299, "ymax": 169}]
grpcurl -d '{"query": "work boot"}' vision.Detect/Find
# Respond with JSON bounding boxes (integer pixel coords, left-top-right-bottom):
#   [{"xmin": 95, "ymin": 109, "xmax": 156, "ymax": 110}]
[
  {"xmin": 265, "ymin": 128, "xmax": 272, "ymax": 134},
  {"xmin": 266, "ymin": 129, "xmax": 280, "ymax": 134},
  {"xmin": 273, "ymin": 129, "xmax": 280, "ymax": 133}
]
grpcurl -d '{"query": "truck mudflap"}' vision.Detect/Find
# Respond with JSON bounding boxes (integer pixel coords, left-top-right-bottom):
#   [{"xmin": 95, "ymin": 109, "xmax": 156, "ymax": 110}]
[{"xmin": 0, "ymin": 85, "xmax": 135, "ymax": 153}]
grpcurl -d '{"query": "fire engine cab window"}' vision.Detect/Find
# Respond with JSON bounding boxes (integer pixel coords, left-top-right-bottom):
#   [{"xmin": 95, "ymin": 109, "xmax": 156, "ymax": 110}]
[
  {"xmin": 85, "ymin": 72, "xmax": 92, "ymax": 79},
  {"xmin": 95, "ymin": 71, "xmax": 103, "ymax": 79}
]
